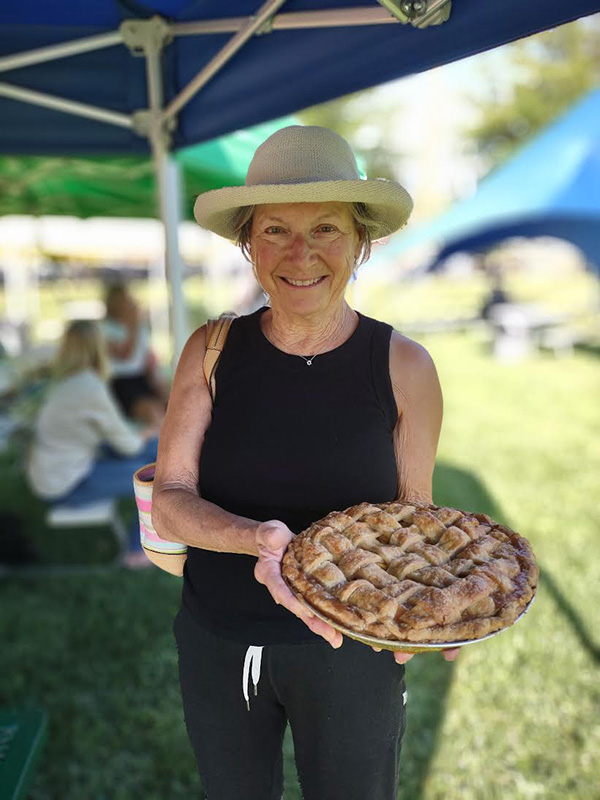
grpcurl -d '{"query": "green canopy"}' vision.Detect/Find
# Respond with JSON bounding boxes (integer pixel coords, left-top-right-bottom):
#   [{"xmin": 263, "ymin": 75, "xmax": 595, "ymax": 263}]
[{"xmin": 0, "ymin": 116, "xmax": 297, "ymax": 220}]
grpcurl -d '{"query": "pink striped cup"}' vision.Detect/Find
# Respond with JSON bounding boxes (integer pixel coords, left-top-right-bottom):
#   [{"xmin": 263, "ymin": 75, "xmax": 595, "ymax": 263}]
[{"xmin": 133, "ymin": 462, "xmax": 188, "ymax": 555}]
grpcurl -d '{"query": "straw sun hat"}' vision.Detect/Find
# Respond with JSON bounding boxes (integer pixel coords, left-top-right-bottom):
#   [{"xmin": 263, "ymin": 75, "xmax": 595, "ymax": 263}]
[{"xmin": 193, "ymin": 125, "xmax": 413, "ymax": 241}]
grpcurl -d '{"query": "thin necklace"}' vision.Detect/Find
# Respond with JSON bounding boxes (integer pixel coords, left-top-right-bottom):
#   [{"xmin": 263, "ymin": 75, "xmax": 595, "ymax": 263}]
[{"xmin": 298, "ymin": 354, "xmax": 317, "ymax": 366}]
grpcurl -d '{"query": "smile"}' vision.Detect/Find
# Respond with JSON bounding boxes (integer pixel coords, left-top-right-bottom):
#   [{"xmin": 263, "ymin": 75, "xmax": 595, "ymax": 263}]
[{"xmin": 280, "ymin": 276, "xmax": 326, "ymax": 287}]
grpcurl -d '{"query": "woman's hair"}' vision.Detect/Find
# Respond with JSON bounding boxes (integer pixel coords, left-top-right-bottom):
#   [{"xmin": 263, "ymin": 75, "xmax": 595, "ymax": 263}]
[
  {"xmin": 233, "ymin": 202, "xmax": 376, "ymax": 266},
  {"xmin": 53, "ymin": 320, "xmax": 109, "ymax": 381},
  {"xmin": 104, "ymin": 282, "xmax": 128, "ymax": 320}
]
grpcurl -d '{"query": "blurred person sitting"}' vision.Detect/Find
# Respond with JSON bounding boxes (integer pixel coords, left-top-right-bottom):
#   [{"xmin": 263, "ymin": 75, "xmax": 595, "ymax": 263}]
[
  {"xmin": 103, "ymin": 282, "xmax": 167, "ymax": 427},
  {"xmin": 26, "ymin": 319, "xmax": 159, "ymax": 568}
]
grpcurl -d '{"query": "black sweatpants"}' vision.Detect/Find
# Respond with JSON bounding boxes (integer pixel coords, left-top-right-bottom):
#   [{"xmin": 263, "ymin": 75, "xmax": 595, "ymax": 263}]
[{"xmin": 173, "ymin": 604, "xmax": 407, "ymax": 800}]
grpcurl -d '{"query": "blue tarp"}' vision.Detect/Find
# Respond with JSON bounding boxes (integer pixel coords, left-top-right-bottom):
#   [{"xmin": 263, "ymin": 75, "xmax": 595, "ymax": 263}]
[
  {"xmin": 2, "ymin": 1, "xmax": 600, "ymax": 155},
  {"xmin": 387, "ymin": 89, "xmax": 600, "ymax": 270}
]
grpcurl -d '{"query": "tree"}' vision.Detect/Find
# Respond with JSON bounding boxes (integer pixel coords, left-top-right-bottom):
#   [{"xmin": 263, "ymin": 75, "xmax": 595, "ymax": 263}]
[
  {"xmin": 297, "ymin": 90, "xmax": 404, "ymax": 182},
  {"xmin": 466, "ymin": 18, "xmax": 600, "ymax": 170}
]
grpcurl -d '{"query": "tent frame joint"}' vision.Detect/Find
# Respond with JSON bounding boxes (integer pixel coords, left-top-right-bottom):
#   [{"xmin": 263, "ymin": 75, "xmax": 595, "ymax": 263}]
[
  {"xmin": 378, "ymin": 0, "xmax": 452, "ymax": 27},
  {"xmin": 132, "ymin": 109, "xmax": 175, "ymax": 146},
  {"xmin": 255, "ymin": 14, "xmax": 275, "ymax": 36},
  {"xmin": 121, "ymin": 16, "xmax": 173, "ymax": 58}
]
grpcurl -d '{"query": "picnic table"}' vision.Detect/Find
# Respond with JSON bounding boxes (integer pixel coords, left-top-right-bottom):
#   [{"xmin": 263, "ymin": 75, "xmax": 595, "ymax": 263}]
[{"xmin": 489, "ymin": 303, "xmax": 578, "ymax": 359}]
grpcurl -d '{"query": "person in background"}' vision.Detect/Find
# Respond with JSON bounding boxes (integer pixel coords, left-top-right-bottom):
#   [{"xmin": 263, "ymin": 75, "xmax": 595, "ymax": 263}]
[
  {"xmin": 26, "ymin": 319, "xmax": 159, "ymax": 568},
  {"xmin": 480, "ymin": 265, "xmax": 512, "ymax": 321},
  {"xmin": 103, "ymin": 283, "xmax": 167, "ymax": 427}
]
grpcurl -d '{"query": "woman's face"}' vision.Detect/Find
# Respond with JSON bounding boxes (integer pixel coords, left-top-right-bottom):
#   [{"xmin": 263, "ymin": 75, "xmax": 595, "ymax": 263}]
[
  {"xmin": 250, "ymin": 202, "xmax": 360, "ymax": 318},
  {"xmin": 110, "ymin": 290, "xmax": 137, "ymax": 321}
]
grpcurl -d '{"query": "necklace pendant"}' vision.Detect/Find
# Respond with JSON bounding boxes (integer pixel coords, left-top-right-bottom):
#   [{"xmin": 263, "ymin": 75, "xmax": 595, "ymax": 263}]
[{"xmin": 306, "ymin": 359, "xmax": 313, "ymax": 366}]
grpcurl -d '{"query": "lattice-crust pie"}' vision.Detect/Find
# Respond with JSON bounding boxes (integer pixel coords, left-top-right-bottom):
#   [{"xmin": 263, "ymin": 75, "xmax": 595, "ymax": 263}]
[{"xmin": 282, "ymin": 502, "xmax": 538, "ymax": 643}]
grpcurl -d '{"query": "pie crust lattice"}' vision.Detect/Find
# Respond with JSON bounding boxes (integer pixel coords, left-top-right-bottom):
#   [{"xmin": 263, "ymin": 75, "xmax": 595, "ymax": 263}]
[{"xmin": 282, "ymin": 501, "xmax": 538, "ymax": 644}]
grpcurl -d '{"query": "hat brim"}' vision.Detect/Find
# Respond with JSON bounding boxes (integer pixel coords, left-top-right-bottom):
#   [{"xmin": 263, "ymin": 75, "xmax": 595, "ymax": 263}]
[{"xmin": 193, "ymin": 179, "xmax": 413, "ymax": 241}]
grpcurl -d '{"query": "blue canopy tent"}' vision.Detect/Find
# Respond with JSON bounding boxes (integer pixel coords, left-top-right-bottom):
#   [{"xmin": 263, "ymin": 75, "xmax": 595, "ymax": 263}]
[
  {"xmin": 2, "ymin": 1, "xmax": 600, "ymax": 355},
  {"xmin": 385, "ymin": 89, "xmax": 600, "ymax": 274}
]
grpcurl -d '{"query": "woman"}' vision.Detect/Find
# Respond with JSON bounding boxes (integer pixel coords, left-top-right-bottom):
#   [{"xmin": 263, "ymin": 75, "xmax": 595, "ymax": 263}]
[
  {"xmin": 103, "ymin": 283, "xmax": 167, "ymax": 427},
  {"xmin": 153, "ymin": 126, "xmax": 458, "ymax": 799},
  {"xmin": 26, "ymin": 319, "xmax": 158, "ymax": 567}
]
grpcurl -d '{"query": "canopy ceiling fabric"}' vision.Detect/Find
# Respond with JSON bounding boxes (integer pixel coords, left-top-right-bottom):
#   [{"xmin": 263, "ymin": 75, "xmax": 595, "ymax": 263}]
[
  {"xmin": 389, "ymin": 89, "xmax": 600, "ymax": 270},
  {"xmin": 432, "ymin": 216, "xmax": 600, "ymax": 274},
  {"xmin": 2, "ymin": 1, "xmax": 600, "ymax": 156},
  {"xmin": 0, "ymin": 116, "xmax": 297, "ymax": 218}
]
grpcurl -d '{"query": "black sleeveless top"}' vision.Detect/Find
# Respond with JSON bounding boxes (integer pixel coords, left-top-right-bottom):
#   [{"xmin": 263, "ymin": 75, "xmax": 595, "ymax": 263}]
[{"xmin": 182, "ymin": 307, "xmax": 399, "ymax": 644}]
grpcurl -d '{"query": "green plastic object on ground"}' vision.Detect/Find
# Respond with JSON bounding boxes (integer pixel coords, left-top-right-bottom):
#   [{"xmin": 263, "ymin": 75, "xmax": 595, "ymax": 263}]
[{"xmin": 0, "ymin": 708, "xmax": 48, "ymax": 800}]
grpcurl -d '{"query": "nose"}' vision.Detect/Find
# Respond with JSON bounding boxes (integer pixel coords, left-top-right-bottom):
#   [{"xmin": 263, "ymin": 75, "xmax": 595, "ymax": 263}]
[{"xmin": 287, "ymin": 233, "xmax": 313, "ymax": 262}]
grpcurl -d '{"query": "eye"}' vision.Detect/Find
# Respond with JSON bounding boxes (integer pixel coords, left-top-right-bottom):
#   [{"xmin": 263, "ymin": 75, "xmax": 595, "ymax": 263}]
[
  {"xmin": 265, "ymin": 225, "xmax": 284, "ymax": 234},
  {"xmin": 316, "ymin": 224, "xmax": 337, "ymax": 234}
]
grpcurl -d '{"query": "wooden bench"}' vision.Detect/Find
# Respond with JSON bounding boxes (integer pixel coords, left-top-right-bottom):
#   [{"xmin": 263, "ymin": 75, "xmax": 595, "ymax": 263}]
[{"xmin": 0, "ymin": 709, "xmax": 47, "ymax": 800}]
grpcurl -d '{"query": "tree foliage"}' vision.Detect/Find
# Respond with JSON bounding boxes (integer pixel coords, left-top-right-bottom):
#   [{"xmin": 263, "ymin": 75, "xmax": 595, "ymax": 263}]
[
  {"xmin": 297, "ymin": 91, "xmax": 402, "ymax": 182},
  {"xmin": 466, "ymin": 19, "xmax": 600, "ymax": 170}
]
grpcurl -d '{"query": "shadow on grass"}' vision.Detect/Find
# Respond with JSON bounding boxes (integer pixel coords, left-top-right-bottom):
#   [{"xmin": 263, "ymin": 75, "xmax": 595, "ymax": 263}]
[
  {"xmin": 434, "ymin": 461, "xmax": 600, "ymax": 665},
  {"xmin": 396, "ymin": 460, "xmax": 506, "ymax": 799},
  {"xmin": 1, "ymin": 569, "xmax": 198, "ymax": 799},
  {"xmin": 401, "ymin": 460, "xmax": 600, "ymax": 798},
  {"xmin": 537, "ymin": 567, "xmax": 600, "ymax": 664}
]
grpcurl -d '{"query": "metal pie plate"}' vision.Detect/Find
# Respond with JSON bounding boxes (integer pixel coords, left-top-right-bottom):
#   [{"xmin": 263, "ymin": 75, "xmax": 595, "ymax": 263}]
[{"xmin": 297, "ymin": 593, "xmax": 536, "ymax": 653}]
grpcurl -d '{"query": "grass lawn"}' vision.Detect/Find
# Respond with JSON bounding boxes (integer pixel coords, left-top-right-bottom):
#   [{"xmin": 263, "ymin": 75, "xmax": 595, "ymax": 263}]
[{"xmin": 2, "ymin": 272, "xmax": 599, "ymax": 798}]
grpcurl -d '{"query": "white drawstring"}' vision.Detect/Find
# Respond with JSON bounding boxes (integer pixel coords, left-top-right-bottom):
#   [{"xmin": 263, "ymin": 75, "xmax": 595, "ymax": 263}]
[{"xmin": 242, "ymin": 645, "xmax": 264, "ymax": 710}]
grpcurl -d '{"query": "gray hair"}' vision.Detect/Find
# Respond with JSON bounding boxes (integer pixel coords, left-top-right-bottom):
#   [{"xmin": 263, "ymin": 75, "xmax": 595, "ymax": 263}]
[{"xmin": 233, "ymin": 203, "xmax": 377, "ymax": 266}]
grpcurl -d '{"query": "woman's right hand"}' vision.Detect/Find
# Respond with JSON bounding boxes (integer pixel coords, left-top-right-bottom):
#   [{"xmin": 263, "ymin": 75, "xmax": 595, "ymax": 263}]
[{"xmin": 254, "ymin": 520, "xmax": 343, "ymax": 649}]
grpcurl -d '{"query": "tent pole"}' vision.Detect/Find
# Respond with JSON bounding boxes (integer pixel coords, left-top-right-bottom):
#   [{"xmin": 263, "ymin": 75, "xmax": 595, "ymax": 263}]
[
  {"xmin": 164, "ymin": 0, "xmax": 287, "ymax": 123},
  {"xmin": 0, "ymin": 81, "xmax": 132, "ymax": 128},
  {"xmin": 0, "ymin": 30, "xmax": 122, "ymax": 73},
  {"xmin": 154, "ymin": 148, "xmax": 187, "ymax": 364},
  {"xmin": 170, "ymin": 7, "xmax": 399, "ymax": 36},
  {"xmin": 170, "ymin": 3, "xmax": 451, "ymax": 38},
  {"xmin": 140, "ymin": 21, "xmax": 188, "ymax": 366}
]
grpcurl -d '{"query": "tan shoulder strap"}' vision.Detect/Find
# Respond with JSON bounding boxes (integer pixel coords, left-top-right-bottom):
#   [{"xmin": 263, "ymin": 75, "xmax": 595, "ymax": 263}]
[{"xmin": 203, "ymin": 312, "xmax": 237, "ymax": 401}]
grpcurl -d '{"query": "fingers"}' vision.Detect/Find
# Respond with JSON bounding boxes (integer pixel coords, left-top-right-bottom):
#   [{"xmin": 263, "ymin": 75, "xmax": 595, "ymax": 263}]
[
  {"xmin": 255, "ymin": 558, "xmax": 341, "ymax": 648},
  {"xmin": 393, "ymin": 651, "xmax": 415, "ymax": 664},
  {"xmin": 303, "ymin": 616, "xmax": 343, "ymax": 648},
  {"xmin": 442, "ymin": 647, "xmax": 461, "ymax": 661},
  {"xmin": 388, "ymin": 646, "xmax": 460, "ymax": 664},
  {"xmin": 254, "ymin": 555, "xmax": 291, "ymax": 598}
]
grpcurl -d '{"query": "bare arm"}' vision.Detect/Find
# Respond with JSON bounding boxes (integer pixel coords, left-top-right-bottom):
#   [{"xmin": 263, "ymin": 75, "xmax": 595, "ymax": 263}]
[
  {"xmin": 388, "ymin": 333, "xmax": 459, "ymax": 662},
  {"xmin": 151, "ymin": 325, "xmax": 259, "ymax": 555},
  {"xmin": 390, "ymin": 332, "xmax": 443, "ymax": 504}
]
